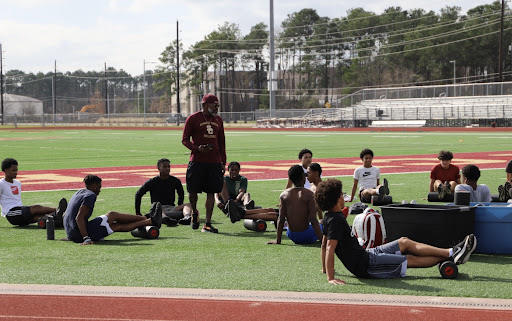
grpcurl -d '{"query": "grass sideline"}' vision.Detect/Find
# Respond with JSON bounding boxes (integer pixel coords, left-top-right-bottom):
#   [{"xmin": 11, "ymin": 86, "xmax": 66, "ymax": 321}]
[{"xmin": 0, "ymin": 128, "xmax": 511, "ymax": 299}]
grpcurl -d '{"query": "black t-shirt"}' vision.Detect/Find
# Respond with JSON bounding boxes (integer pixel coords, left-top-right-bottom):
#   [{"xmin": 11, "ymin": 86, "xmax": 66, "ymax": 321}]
[
  {"xmin": 323, "ymin": 211, "xmax": 370, "ymax": 278},
  {"xmin": 135, "ymin": 176, "xmax": 184, "ymax": 213},
  {"xmin": 506, "ymin": 160, "xmax": 512, "ymax": 173}
]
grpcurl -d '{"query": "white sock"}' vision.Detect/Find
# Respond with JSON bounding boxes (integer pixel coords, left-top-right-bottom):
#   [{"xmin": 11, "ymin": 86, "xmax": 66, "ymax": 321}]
[{"xmin": 449, "ymin": 248, "xmax": 453, "ymax": 256}]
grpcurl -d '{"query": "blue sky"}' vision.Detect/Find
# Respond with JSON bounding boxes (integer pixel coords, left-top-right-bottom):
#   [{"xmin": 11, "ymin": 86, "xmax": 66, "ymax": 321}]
[{"xmin": 0, "ymin": 0, "xmax": 494, "ymax": 76}]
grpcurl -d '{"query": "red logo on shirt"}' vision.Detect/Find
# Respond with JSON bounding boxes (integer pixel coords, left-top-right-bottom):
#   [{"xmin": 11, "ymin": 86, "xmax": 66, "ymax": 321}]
[{"xmin": 11, "ymin": 186, "xmax": 19, "ymax": 195}]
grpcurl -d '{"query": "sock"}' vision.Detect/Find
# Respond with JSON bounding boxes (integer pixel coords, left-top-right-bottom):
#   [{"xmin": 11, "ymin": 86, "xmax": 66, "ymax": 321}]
[{"xmin": 449, "ymin": 248, "xmax": 453, "ymax": 256}]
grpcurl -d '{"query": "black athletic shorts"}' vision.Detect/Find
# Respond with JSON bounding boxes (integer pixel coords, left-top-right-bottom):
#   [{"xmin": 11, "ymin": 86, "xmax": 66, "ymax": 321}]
[
  {"xmin": 186, "ymin": 162, "xmax": 224, "ymax": 194},
  {"xmin": 6, "ymin": 206, "xmax": 33, "ymax": 226}
]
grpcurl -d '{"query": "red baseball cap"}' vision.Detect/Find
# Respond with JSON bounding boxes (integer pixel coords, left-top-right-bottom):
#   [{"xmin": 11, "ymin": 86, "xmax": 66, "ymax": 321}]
[{"xmin": 201, "ymin": 94, "xmax": 219, "ymax": 104}]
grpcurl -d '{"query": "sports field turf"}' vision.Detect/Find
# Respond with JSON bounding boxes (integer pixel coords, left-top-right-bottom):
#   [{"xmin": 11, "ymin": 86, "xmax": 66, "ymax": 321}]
[{"xmin": 1, "ymin": 128, "xmax": 511, "ymax": 299}]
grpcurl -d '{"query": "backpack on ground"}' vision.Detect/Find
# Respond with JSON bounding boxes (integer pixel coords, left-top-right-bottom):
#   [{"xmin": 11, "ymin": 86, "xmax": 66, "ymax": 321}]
[
  {"xmin": 351, "ymin": 208, "xmax": 387, "ymax": 248},
  {"xmin": 349, "ymin": 202, "xmax": 368, "ymax": 215}
]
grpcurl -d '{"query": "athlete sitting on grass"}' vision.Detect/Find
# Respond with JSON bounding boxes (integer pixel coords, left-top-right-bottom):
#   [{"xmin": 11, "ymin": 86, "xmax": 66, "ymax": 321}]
[
  {"xmin": 286, "ymin": 148, "xmax": 313, "ymax": 189},
  {"xmin": 215, "ymin": 161, "xmax": 255, "ymax": 213},
  {"xmin": 498, "ymin": 159, "xmax": 512, "ymax": 202},
  {"xmin": 307, "ymin": 162, "xmax": 324, "ymax": 221},
  {"xmin": 349, "ymin": 148, "xmax": 389, "ymax": 203},
  {"xmin": 430, "ymin": 150, "xmax": 460, "ymax": 200},
  {"xmin": 135, "ymin": 158, "xmax": 194, "ymax": 226},
  {"xmin": 268, "ymin": 165, "xmax": 322, "ymax": 245},
  {"xmin": 64, "ymin": 174, "xmax": 162, "ymax": 245},
  {"xmin": 315, "ymin": 178, "xmax": 476, "ymax": 285},
  {"xmin": 455, "ymin": 164, "xmax": 492, "ymax": 203},
  {"xmin": 0, "ymin": 158, "xmax": 67, "ymax": 226}
]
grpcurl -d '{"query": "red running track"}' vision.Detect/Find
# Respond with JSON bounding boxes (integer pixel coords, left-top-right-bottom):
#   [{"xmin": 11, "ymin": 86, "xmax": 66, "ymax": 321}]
[
  {"xmin": 1, "ymin": 294, "xmax": 511, "ymax": 321},
  {"xmin": 1, "ymin": 284, "xmax": 511, "ymax": 321}
]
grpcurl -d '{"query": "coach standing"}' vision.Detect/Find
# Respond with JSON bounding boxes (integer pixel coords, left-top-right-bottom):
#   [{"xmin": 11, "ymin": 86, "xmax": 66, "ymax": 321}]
[{"xmin": 182, "ymin": 94, "xmax": 226, "ymax": 233}]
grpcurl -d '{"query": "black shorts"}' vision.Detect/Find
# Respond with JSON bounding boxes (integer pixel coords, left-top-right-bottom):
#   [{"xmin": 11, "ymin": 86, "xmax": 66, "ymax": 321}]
[
  {"xmin": 186, "ymin": 162, "xmax": 224, "ymax": 194},
  {"xmin": 359, "ymin": 190, "xmax": 372, "ymax": 203},
  {"xmin": 6, "ymin": 206, "xmax": 33, "ymax": 226}
]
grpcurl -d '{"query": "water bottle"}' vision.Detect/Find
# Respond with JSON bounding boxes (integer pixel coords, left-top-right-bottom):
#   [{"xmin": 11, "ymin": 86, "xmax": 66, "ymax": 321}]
[{"xmin": 46, "ymin": 216, "xmax": 55, "ymax": 240}]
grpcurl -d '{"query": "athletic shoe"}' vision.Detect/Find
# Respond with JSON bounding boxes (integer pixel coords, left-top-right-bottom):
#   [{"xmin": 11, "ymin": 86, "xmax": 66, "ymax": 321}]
[
  {"xmin": 452, "ymin": 234, "xmax": 477, "ymax": 265},
  {"xmin": 55, "ymin": 198, "xmax": 67, "ymax": 220},
  {"xmin": 151, "ymin": 202, "xmax": 162, "ymax": 228},
  {"xmin": 438, "ymin": 184, "xmax": 446, "ymax": 200},
  {"xmin": 376, "ymin": 186, "xmax": 385, "ymax": 203},
  {"xmin": 457, "ymin": 234, "xmax": 477, "ymax": 265},
  {"xmin": 226, "ymin": 199, "xmax": 242, "ymax": 223},
  {"xmin": 383, "ymin": 178, "xmax": 390, "ymax": 195},
  {"xmin": 245, "ymin": 200, "xmax": 255, "ymax": 210},
  {"xmin": 498, "ymin": 185, "xmax": 507, "ymax": 202},
  {"xmin": 201, "ymin": 224, "xmax": 218, "ymax": 233},
  {"xmin": 162, "ymin": 216, "xmax": 178, "ymax": 227},
  {"xmin": 191, "ymin": 211, "xmax": 199, "ymax": 230},
  {"xmin": 179, "ymin": 214, "xmax": 191, "ymax": 225},
  {"xmin": 445, "ymin": 181, "xmax": 452, "ymax": 195},
  {"xmin": 148, "ymin": 202, "xmax": 158, "ymax": 215},
  {"xmin": 222, "ymin": 203, "xmax": 229, "ymax": 215},
  {"xmin": 451, "ymin": 245, "xmax": 465, "ymax": 264},
  {"xmin": 505, "ymin": 181, "xmax": 512, "ymax": 200}
]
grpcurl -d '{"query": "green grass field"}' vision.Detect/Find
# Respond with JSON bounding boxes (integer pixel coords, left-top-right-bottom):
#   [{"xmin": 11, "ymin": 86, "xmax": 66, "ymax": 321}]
[{"xmin": 1, "ymin": 128, "xmax": 511, "ymax": 299}]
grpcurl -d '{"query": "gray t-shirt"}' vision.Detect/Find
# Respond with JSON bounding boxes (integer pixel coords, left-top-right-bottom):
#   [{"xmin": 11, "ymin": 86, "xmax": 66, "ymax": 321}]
[
  {"xmin": 64, "ymin": 188, "xmax": 97, "ymax": 242},
  {"xmin": 455, "ymin": 184, "xmax": 492, "ymax": 202}
]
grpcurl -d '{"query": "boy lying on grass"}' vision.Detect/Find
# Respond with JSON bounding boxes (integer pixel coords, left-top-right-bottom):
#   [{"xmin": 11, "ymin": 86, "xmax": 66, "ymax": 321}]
[{"xmin": 314, "ymin": 178, "xmax": 476, "ymax": 285}]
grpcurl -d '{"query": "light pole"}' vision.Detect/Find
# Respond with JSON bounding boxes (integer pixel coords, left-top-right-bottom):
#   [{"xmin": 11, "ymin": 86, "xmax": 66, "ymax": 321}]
[
  {"xmin": 143, "ymin": 59, "xmax": 157, "ymax": 126},
  {"xmin": 449, "ymin": 60, "xmax": 456, "ymax": 84},
  {"xmin": 0, "ymin": 43, "xmax": 3, "ymax": 125},
  {"xmin": 449, "ymin": 60, "xmax": 456, "ymax": 97}
]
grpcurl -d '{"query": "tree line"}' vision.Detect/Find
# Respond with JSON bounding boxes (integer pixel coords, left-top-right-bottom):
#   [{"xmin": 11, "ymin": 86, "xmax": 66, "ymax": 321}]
[{"xmin": 3, "ymin": 2, "xmax": 511, "ymax": 114}]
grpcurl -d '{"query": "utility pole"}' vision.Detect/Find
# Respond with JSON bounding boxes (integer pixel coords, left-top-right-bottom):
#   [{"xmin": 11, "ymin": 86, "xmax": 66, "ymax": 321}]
[
  {"xmin": 104, "ymin": 62, "xmax": 108, "ymax": 114},
  {"xmin": 499, "ymin": 0, "xmax": 505, "ymax": 82},
  {"xmin": 269, "ymin": 0, "xmax": 276, "ymax": 118},
  {"xmin": 0, "ymin": 43, "xmax": 3, "ymax": 125},
  {"xmin": 177, "ymin": 20, "xmax": 181, "ymax": 114},
  {"xmin": 53, "ymin": 60, "xmax": 57, "ymax": 124}
]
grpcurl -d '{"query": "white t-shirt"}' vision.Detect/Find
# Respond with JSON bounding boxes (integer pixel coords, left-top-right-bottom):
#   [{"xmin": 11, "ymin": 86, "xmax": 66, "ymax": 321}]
[
  {"xmin": 302, "ymin": 166, "xmax": 311, "ymax": 189},
  {"xmin": 455, "ymin": 184, "xmax": 492, "ymax": 203},
  {"xmin": 0, "ymin": 178, "xmax": 23, "ymax": 217},
  {"xmin": 354, "ymin": 166, "xmax": 380, "ymax": 191}
]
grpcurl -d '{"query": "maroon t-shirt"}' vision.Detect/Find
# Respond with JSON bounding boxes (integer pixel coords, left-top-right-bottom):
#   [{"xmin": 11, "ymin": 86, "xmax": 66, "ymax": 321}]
[
  {"xmin": 182, "ymin": 111, "xmax": 226, "ymax": 164},
  {"xmin": 430, "ymin": 163, "xmax": 460, "ymax": 182}
]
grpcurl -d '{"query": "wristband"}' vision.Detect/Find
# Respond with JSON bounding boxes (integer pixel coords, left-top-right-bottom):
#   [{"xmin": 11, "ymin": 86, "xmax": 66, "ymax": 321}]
[{"xmin": 83, "ymin": 236, "xmax": 92, "ymax": 243}]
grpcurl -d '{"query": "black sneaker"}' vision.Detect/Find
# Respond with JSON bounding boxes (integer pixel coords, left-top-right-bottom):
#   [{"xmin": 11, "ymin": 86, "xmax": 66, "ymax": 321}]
[
  {"xmin": 191, "ymin": 211, "xmax": 200, "ymax": 229},
  {"xmin": 151, "ymin": 202, "xmax": 162, "ymax": 228},
  {"xmin": 222, "ymin": 203, "xmax": 229, "ymax": 215},
  {"xmin": 505, "ymin": 181, "xmax": 512, "ymax": 200},
  {"xmin": 452, "ymin": 235, "xmax": 469, "ymax": 264},
  {"xmin": 148, "ymin": 202, "xmax": 158, "ymax": 215},
  {"xmin": 499, "ymin": 185, "xmax": 507, "ymax": 202},
  {"xmin": 376, "ymin": 186, "xmax": 385, "ymax": 203},
  {"xmin": 455, "ymin": 234, "xmax": 477, "ymax": 265},
  {"xmin": 383, "ymin": 178, "xmax": 389, "ymax": 195},
  {"xmin": 445, "ymin": 181, "xmax": 452, "ymax": 195},
  {"xmin": 55, "ymin": 198, "xmax": 67, "ymax": 220},
  {"xmin": 438, "ymin": 184, "xmax": 446, "ymax": 200},
  {"xmin": 179, "ymin": 214, "xmax": 191, "ymax": 225},
  {"xmin": 245, "ymin": 200, "xmax": 255, "ymax": 210},
  {"xmin": 226, "ymin": 200, "xmax": 242, "ymax": 223},
  {"xmin": 201, "ymin": 224, "xmax": 218, "ymax": 233},
  {"xmin": 162, "ymin": 216, "xmax": 178, "ymax": 227}
]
